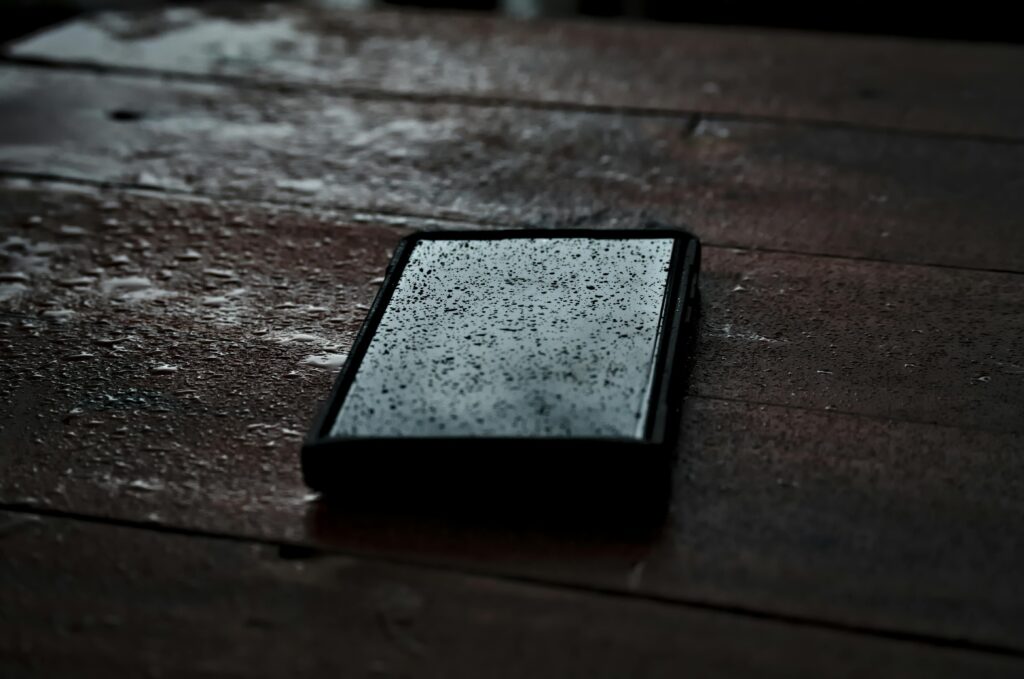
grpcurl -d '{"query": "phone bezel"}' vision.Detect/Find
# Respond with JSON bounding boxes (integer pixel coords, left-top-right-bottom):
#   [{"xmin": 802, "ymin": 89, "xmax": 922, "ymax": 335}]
[{"xmin": 302, "ymin": 229, "xmax": 700, "ymax": 495}]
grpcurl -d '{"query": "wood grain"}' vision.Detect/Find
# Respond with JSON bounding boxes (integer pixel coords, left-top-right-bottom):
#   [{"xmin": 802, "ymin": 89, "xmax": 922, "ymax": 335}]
[
  {"xmin": 0, "ymin": 66, "xmax": 1022, "ymax": 272},
  {"xmin": 8, "ymin": 4, "xmax": 1024, "ymax": 139},
  {"xmin": 5, "ymin": 6, "xmax": 1024, "ymax": 670},
  {"xmin": 5, "ymin": 511, "xmax": 1022, "ymax": 678},
  {"xmin": 2, "ymin": 182, "xmax": 1022, "ymax": 650}
]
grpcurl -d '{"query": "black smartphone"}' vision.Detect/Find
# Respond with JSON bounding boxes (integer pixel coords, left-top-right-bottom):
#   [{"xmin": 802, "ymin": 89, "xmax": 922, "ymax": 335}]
[{"xmin": 302, "ymin": 229, "xmax": 700, "ymax": 522}]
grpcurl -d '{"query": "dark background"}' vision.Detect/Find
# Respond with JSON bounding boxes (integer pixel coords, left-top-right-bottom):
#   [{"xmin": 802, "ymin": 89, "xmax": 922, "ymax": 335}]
[
  {"xmin": 2, "ymin": 0, "xmax": 1022, "ymax": 45},
  {"xmin": 396, "ymin": 0, "xmax": 1024, "ymax": 43}
]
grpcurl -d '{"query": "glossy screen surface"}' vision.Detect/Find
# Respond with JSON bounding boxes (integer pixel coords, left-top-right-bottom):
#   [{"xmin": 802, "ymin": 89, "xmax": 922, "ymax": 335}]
[{"xmin": 330, "ymin": 237, "xmax": 675, "ymax": 439}]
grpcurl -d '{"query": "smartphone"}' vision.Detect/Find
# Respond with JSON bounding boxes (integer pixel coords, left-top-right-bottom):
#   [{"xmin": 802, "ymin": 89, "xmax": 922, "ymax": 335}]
[{"xmin": 302, "ymin": 229, "xmax": 700, "ymax": 521}]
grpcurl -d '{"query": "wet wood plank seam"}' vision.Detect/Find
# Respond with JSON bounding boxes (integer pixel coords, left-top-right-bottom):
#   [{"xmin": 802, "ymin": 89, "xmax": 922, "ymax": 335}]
[
  {"xmin": 0, "ymin": 172, "xmax": 494, "ymax": 231},
  {"xmin": 4, "ymin": 502, "xmax": 1023, "ymax": 662},
  {"xmin": 3, "ymin": 171, "xmax": 1023, "ymax": 279},
  {"xmin": 4, "ymin": 62, "xmax": 1022, "ymax": 272},
  {"xmin": 4, "ymin": 55, "xmax": 1023, "ymax": 147}
]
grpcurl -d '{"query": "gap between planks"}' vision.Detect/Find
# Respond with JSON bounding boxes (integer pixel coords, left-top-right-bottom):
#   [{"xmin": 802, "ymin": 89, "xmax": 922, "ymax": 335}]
[
  {"xmin": 3, "ymin": 54, "xmax": 1024, "ymax": 148},
  {"xmin": 3, "ymin": 171, "xmax": 1022, "ymax": 279}
]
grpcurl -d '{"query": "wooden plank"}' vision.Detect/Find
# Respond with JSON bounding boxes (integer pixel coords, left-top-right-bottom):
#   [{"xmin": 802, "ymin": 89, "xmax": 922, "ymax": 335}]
[
  {"xmin": 0, "ymin": 66, "xmax": 1023, "ymax": 272},
  {"xmin": 0, "ymin": 180, "xmax": 1019, "ymax": 431},
  {"xmin": 2, "ymin": 182, "xmax": 1023, "ymax": 650},
  {"xmin": 8, "ymin": 5, "xmax": 1024, "ymax": 139},
  {"xmin": 4, "ymin": 512, "xmax": 1020, "ymax": 678},
  {"xmin": 695, "ymin": 246, "xmax": 1024, "ymax": 431}
]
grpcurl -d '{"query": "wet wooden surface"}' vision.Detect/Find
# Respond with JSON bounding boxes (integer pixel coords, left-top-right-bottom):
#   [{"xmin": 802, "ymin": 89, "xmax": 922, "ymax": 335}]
[
  {"xmin": 2, "ymin": 66, "xmax": 1024, "ymax": 271},
  {"xmin": 8, "ymin": 4, "xmax": 1024, "ymax": 139},
  {"xmin": 2, "ymin": 3, "xmax": 1024, "ymax": 676}
]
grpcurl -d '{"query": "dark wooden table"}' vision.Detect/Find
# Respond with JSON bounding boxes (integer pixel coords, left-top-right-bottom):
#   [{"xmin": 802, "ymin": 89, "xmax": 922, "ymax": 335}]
[{"xmin": 1, "ymin": 4, "xmax": 1023, "ymax": 676}]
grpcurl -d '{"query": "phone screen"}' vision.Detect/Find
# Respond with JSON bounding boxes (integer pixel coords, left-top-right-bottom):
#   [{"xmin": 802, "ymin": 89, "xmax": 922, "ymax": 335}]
[{"xmin": 330, "ymin": 236, "xmax": 676, "ymax": 440}]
